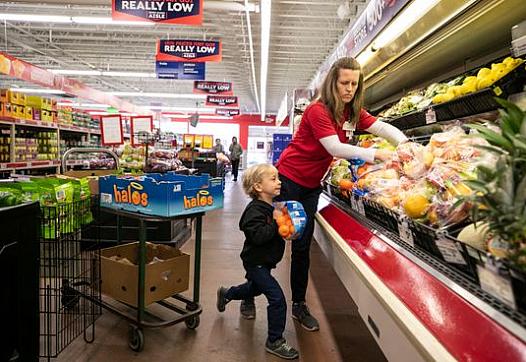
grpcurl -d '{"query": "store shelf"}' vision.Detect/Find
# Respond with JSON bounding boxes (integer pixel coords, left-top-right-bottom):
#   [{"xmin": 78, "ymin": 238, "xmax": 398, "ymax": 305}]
[
  {"xmin": 315, "ymin": 194, "xmax": 526, "ymax": 361},
  {"xmin": 59, "ymin": 124, "xmax": 101, "ymax": 134},
  {"xmin": 0, "ymin": 117, "xmax": 58, "ymax": 130},
  {"xmin": 0, "ymin": 159, "xmax": 60, "ymax": 171}
]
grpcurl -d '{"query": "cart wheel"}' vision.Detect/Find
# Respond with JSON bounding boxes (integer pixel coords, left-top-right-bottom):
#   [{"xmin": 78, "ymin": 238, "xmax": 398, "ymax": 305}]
[
  {"xmin": 185, "ymin": 315, "xmax": 200, "ymax": 330},
  {"xmin": 128, "ymin": 326, "xmax": 144, "ymax": 352}
]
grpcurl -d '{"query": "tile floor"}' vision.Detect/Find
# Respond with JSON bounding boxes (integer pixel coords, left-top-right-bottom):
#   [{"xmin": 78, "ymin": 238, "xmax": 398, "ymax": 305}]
[{"xmin": 53, "ymin": 174, "xmax": 386, "ymax": 362}]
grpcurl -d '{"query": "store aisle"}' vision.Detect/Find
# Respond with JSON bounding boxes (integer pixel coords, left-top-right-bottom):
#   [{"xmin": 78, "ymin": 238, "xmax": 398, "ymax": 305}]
[{"xmin": 55, "ymin": 175, "xmax": 385, "ymax": 362}]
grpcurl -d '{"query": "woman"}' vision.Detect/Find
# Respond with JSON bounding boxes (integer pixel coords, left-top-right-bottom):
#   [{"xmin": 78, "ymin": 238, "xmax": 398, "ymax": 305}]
[
  {"xmin": 229, "ymin": 136, "xmax": 243, "ymax": 182},
  {"xmin": 245, "ymin": 57, "xmax": 408, "ymax": 330}
]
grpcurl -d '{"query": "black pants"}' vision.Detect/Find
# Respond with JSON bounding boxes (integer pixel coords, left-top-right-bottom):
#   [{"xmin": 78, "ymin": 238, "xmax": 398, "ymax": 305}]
[
  {"xmin": 226, "ymin": 265, "xmax": 286, "ymax": 343},
  {"xmin": 275, "ymin": 174, "xmax": 322, "ymax": 303},
  {"xmin": 231, "ymin": 159, "xmax": 240, "ymax": 180}
]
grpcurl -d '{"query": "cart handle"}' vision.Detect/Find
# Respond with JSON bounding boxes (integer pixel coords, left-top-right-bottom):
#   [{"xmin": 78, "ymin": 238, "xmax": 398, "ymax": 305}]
[{"xmin": 61, "ymin": 147, "xmax": 120, "ymax": 174}]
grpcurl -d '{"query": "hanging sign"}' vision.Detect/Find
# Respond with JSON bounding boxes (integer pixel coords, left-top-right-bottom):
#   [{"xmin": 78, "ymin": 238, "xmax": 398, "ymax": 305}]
[
  {"xmin": 155, "ymin": 61, "xmax": 205, "ymax": 80},
  {"xmin": 193, "ymin": 81, "xmax": 233, "ymax": 95},
  {"xmin": 100, "ymin": 115, "xmax": 124, "ymax": 146},
  {"xmin": 202, "ymin": 135, "xmax": 213, "ymax": 149},
  {"xmin": 130, "ymin": 116, "xmax": 153, "ymax": 146},
  {"xmin": 215, "ymin": 108, "xmax": 240, "ymax": 117},
  {"xmin": 156, "ymin": 39, "xmax": 222, "ymax": 62},
  {"xmin": 112, "ymin": 0, "xmax": 203, "ymax": 25},
  {"xmin": 205, "ymin": 95, "xmax": 238, "ymax": 107}
]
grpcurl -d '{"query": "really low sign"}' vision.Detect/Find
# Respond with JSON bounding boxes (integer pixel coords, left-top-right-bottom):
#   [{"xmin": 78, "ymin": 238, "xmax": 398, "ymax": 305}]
[
  {"xmin": 205, "ymin": 96, "xmax": 238, "ymax": 107},
  {"xmin": 112, "ymin": 0, "xmax": 203, "ymax": 25},
  {"xmin": 157, "ymin": 39, "xmax": 222, "ymax": 62},
  {"xmin": 193, "ymin": 81, "xmax": 233, "ymax": 95}
]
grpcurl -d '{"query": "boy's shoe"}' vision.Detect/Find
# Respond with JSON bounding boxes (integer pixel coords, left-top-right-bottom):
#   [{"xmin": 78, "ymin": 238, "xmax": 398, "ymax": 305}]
[
  {"xmin": 292, "ymin": 302, "xmax": 319, "ymax": 331},
  {"xmin": 265, "ymin": 338, "xmax": 299, "ymax": 360},
  {"xmin": 240, "ymin": 300, "xmax": 256, "ymax": 319},
  {"xmin": 216, "ymin": 287, "xmax": 230, "ymax": 312}
]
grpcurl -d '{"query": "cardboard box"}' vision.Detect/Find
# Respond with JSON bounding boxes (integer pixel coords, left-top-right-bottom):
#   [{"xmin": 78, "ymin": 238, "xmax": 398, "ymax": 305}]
[
  {"xmin": 99, "ymin": 172, "xmax": 224, "ymax": 217},
  {"xmin": 100, "ymin": 242, "xmax": 190, "ymax": 307}
]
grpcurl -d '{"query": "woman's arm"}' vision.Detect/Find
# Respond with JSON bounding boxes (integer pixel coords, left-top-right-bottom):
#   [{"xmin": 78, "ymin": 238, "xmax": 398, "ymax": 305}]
[
  {"xmin": 319, "ymin": 135, "xmax": 377, "ymax": 163},
  {"xmin": 365, "ymin": 120, "xmax": 408, "ymax": 145}
]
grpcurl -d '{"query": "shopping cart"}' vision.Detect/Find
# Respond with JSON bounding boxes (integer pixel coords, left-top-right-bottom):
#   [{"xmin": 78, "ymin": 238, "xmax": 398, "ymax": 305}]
[{"xmin": 39, "ymin": 148, "xmax": 119, "ymax": 359}]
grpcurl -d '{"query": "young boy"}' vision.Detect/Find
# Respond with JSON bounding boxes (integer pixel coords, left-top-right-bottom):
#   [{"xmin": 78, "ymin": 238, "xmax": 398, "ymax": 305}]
[{"xmin": 216, "ymin": 164, "xmax": 299, "ymax": 360}]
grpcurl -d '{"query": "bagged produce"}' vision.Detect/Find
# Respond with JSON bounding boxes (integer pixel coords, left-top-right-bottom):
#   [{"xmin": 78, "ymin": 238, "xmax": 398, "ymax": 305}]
[{"xmin": 273, "ymin": 201, "xmax": 307, "ymax": 240}]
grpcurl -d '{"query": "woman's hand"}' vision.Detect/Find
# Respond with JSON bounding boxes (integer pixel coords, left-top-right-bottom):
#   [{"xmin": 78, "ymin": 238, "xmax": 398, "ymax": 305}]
[{"xmin": 374, "ymin": 149, "xmax": 395, "ymax": 162}]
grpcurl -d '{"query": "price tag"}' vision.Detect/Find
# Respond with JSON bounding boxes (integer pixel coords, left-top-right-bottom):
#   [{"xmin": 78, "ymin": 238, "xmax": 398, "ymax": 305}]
[
  {"xmin": 356, "ymin": 197, "xmax": 365, "ymax": 216},
  {"xmin": 425, "ymin": 108, "xmax": 437, "ymax": 124},
  {"xmin": 435, "ymin": 236, "xmax": 467, "ymax": 265},
  {"xmin": 397, "ymin": 218, "xmax": 414, "ymax": 247},
  {"xmin": 493, "ymin": 86, "xmax": 503, "ymax": 96},
  {"xmin": 477, "ymin": 265, "xmax": 516, "ymax": 309}
]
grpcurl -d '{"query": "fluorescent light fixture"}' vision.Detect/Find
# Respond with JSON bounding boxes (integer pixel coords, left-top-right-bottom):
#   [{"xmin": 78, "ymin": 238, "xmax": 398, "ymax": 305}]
[
  {"xmin": 111, "ymin": 92, "xmax": 205, "ymax": 99},
  {"xmin": 102, "ymin": 71, "xmax": 156, "ymax": 78},
  {"xmin": 12, "ymin": 88, "xmax": 65, "ymax": 95},
  {"xmin": 373, "ymin": 0, "xmax": 440, "ymax": 49},
  {"xmin": 0, "ymin": 13, "xmax": 153, "ymax": 26},
  {"xmin": 51, "ymin": 69, "xmax": 101, "ymax": 76},
  {"xmin": 152, "ymin": 106, "xmax": 217, "ymax": 113},
  {"xmin": 260, "ymin": 0, "xmax": 271, "ymax": 122},
  {"xmin": 57, "ymin": 102, "xmax": 110, "ymax": 108},
  {"xmin": 49, "ymin": 69, "xmax": 156, "ymax": 78},
  {"xmin": 165, "ymin": 114, "xmax": 232, "ymax": 120},
  {"xmin": 245, "ymin": 0, "xmax": 260, "ymax": 113}
]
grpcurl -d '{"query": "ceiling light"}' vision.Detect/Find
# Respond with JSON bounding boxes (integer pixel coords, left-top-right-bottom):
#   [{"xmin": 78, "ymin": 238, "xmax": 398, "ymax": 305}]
[
  {"xmin": 112, "ymin": 92, "xmax": 205, "ymax": 99},
  {"xmin": 102, "ymin": 71, "xmax": 156, "ymax": 78},
  {"xmin": 245, "ymin": 0, "xmax": 260, "ymax": 113},
  {"xmin": 372, "ymin": 0, "xmax": 441, "ymax": 49},
  {"xmin": 50, "ymin": 69, "xmax": 102, "ymax": 76},
  {"xmin": 260, "ymin": 0, "xmax": 271, "ymax": 122},
  {"xmin": 151, "ymin": 106, "xmax": 217, "ymax": 113},
  {"xmin": 0, "ymin": 13, "xmax": 154, "ymax": 26},
  {"xmin": 165, "ymin": 114, "xmax": 232, "ymax": 120},
  {"xmin": 13, "ymin": 88, "xmax": 65, "ymax": 95}
]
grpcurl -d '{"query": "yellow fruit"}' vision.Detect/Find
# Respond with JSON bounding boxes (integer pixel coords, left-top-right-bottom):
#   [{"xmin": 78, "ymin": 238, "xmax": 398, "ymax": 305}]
[
  {"xmin": 457, "ymin": 222, "xmax": 490, "ymax": 251},
  {"xmin": 432, "ymin": 94, "xmax": 446, "ymax": 104},
  {"xmin": 502, "ymin": 57, "xmax": 515, "ymax": 67},
  {"xmin": 477, "ymin": 67, "xmax": 491, "ymax": 78},
  {"xmin": 449, "ymin": 85, "xmax": 463, "ymax": 98},
  {"xmin": 491, "ymin": 63, "xmax": 505, "ymax": 72},
  {"xmin": 460, "ymin": 81, "xmax": 477, "ymax": 95},
  {"xmin": 403, "ymin": 194, "xmax": 430, "ymax": 219},
  {"xmin": 477, "ymin": 76, "xmax": 496, "ymax": 90},
  {"xmin": 423, "ymin": 151, "xmax": 434, "ymax": 167},
  {"xmin": 463, "ymin": 76, "xmax": 477, "ymax": 84}
]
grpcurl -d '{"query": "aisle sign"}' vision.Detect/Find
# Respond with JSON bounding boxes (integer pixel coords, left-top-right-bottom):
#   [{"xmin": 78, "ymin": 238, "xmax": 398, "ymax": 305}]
[
  {"xmin": 156, "ymin": 61, "xmax": 205, "ymax": 80},
  {"xmin": 215, "ymin": 108, "xmax": 240, "ymax": 117},
  {"xmin": 112, "ymin": 0, "xmax": 203, "ymax": 25},
  {"xmin": 100, "ymin": 115, "xmax": 124, "ymax": 146},
  {"xmin": 156, "ymin": 39, "xmax": 222, "ymax": 62},
  {"xmin": 193, "ymin": 81, "xmax": 233, "ymax": 95},
  {"xmin": 130, "ymin": 116, "xmax": 154, "ymax": 146},
  {"xmin": 205, "ymin": 95, "xmax": 238, "ymax": 107}
]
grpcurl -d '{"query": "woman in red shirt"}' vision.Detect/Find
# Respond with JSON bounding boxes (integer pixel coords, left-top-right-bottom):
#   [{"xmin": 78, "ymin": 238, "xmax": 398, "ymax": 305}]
[{"xmin": 271, "ymin": 57, "xmax": 407, "ymax": 331}]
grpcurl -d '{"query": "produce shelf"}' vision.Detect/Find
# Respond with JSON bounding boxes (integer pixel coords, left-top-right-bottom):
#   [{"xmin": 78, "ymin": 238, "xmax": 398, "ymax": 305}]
[
  {"xmin": 59, "ymin": 124, "xmax": 100, "ymax": 134},
  {"xmin": 0, "ymin": 117, "xmax": 58, "ymax": 130},
  {"xmin": 0, "ymin": 159, "xmax": 60, "ymax": 171}
]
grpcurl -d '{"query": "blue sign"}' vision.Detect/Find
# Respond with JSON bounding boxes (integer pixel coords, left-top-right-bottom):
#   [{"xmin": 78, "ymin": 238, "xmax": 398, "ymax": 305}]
[{"xmin": 155, "ymin": 61, "xmax": 205, "ymax": 80}]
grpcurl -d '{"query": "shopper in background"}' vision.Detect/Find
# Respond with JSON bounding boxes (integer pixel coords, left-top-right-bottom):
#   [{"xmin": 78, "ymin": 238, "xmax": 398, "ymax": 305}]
[
  {"xmin": 212, "ymin": 138, "xmax": 224, "ymax": 153},
  {"xmin": 229, "ymin": 136, "xmax": 243, "ymax": 181},
  {"xmin": 217, "ymin": 164, "xmax": 299, "ymax": 360},
  {"xmin": 270, "ymin": 57, "xmax": 408, "ymax": 332}
]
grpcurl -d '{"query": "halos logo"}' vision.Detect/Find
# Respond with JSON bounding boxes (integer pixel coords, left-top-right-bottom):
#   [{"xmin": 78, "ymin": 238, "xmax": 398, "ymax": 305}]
[
  {"xmin": 184, "ymin": 190, "xmax": 213, "ymax": 209},
  {"xmin": 113, "ymin": 182, "xmax": 149, "ymax": 207}
]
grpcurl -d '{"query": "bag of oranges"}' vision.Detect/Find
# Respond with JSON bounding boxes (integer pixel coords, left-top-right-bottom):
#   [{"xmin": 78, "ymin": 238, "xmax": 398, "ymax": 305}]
[{"xmin": 273, "ymin": 201, "xmax": 307, "ymax": 240}]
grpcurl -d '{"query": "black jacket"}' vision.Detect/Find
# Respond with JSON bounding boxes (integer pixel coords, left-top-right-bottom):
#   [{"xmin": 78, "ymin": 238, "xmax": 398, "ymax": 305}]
[{"xmin": 239, "ymin": 199, "xmax": 285, "ymax": 268}]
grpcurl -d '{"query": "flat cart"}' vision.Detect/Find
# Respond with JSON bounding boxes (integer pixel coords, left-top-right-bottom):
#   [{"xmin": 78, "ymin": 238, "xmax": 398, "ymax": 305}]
[{"xmin": 85, "ymin": 206, "xmax": 205, "ymax": 352}]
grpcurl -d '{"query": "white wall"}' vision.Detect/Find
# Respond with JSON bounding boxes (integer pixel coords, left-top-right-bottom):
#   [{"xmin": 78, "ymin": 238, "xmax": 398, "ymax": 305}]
[{"xmin": 247, "ymin": 126, "xmax": 290, "ymax": 166}]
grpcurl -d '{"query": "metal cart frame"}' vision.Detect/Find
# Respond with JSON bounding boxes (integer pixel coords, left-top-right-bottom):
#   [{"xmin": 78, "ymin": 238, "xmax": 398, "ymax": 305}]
[{"xmin": 84, "ymin": 207, "xmax": 205, "ymax": 352}]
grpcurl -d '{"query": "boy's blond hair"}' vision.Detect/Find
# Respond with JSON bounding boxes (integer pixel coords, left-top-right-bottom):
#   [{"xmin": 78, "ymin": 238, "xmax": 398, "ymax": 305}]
[{"xmin": 242, "ymin": 163, "xmax": 278, "ymax": 199}]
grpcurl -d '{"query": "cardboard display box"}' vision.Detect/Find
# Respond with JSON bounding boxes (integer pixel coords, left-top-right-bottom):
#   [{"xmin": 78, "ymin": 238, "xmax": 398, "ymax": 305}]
[
  {"xmin": 99, "ymin": 172, "xmax": 224, "ymax": 217},
  {"xmin": 100, "ymin": 242, "xmax": 190, "ymax": 307}
]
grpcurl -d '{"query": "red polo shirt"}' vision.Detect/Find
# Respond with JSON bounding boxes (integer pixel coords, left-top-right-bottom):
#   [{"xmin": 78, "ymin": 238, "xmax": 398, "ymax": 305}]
[{"xmin": 277, "ymin": 101, "xmax": 376, "ymax": 189}]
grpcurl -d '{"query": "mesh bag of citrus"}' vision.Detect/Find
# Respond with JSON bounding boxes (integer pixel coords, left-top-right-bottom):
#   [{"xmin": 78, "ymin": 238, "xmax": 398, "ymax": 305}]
[{"xmin": 273, "ymin": 201, "xmax": 307, "ymax": 240}]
